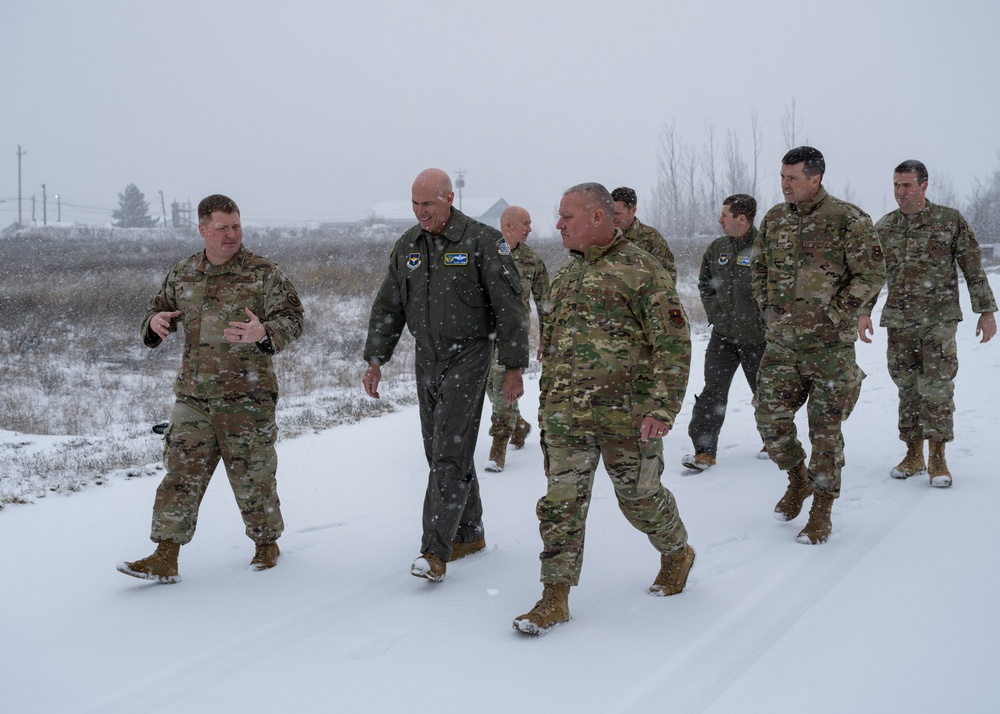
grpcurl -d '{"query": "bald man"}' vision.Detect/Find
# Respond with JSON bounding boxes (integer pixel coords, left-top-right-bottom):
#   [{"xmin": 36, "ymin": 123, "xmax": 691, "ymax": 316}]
[
  {"xmin": 363, "ymin": 168, "xmax": 529, "ymax": 583},
  {"xmin": 484, "ymin": 206, "xmax": 550, "ymax": 473}
]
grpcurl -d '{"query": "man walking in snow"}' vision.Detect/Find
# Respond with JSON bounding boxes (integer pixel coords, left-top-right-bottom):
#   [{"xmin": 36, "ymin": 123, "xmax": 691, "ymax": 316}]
[
  {"xmin": 682, "ymin": 194, "xmax": 768, "ymax": 472},
  {"xmin": 118, "ymin": 194, "xmax": 304, "ymax": 583},
  {"xmin": 484, "ymin": 205, "xmax": 550, "ymax": 473},
  {"xmin": 858, "ymin": 159, "xmax": 996, "ymax": 487},
  {"xmin": 611, "ymin": 186, "xmax": 677, "ymax": 285},
  {"xmin": 362, "ymin": 168, "xmax": 529, "ymax": 583},
  {"xmin": 752, "ymin": 147, "xmax": 885, "ymax": 545},
  {"xmin": 513, "ymin": 182, "xmax": 693, "ymax": 636}
]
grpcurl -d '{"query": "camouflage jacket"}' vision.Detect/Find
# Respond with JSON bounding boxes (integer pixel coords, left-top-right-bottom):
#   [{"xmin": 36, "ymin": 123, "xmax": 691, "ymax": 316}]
[
  {"xmin": 364, "ymin": 208, "xmax": 529, "ymax": 368},
  {"xmin": 698, "ymin": 226, "xmax": 766, "ymax": 344},
  {"xmin": 862, "ymin": 200, "xmax": 997, "ymax": 327},
  {"xmin": 623, "ymin": 217, "xmax": 677, "ymax": 285},
  {"xmin": 510, "ymin": 241, "xmax": 551, "ymax": 343},
  {"xmin": 143, "ymin": 246, "xmax": 304, "ymax": 399},
  {"xmin": 751, "ymin": 186, "xmax": 886, "ymax": 350},
  {"xmin": 540, "ymin": 231, "xmax": 691, "ymax": 436}
]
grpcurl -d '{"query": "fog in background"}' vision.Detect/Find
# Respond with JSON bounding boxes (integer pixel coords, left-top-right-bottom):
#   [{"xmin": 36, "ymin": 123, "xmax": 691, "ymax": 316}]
[{"xmin": 3, "ymin": 0, "xmax": 998, "ymax": 232}]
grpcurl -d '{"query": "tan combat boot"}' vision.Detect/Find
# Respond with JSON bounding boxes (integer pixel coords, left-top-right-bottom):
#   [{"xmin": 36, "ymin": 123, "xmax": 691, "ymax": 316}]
[
  {"xmin": 648, "ymin": 545, "xmax": 696, "ymax": 596},
  {"xmin": 485, "ymin": 435, "xmax": 509, "ymax": 472},
  {"xmin": 512, "ymin": 583, "xmax": 571, "ymax": 635},
  {"xmin": 796, "ymin": 491, "xmax": 835, "ymax": 544},
  {"xmin": 449, "ymin": 537, "xmax": 487, "ymax": 562},
  {"xmin": 681, "ymin": 453, "xmax": 716, "ymax": 472},
  {"xmin": 510, "ymin": 418, "xmax": 532, "ymax": 449},
  {"xmin": 116, "ymin": 541, "xmax": 181, "ymax": 583},
  {"xmin": 250, "ymin": 542, "xmax": 280, "ymax": 571},
  {"xmin": 411, "ymin": 553, "xmax": 446, "ymax": 582},
  {"xmin": 890, "ymin": 440, "xmax": 926, "ymax": 479},
  {"xmin": 774, "ymin": 462, "xmax": 814, "ymax": 521},
  {"xmin": 928, "ymin": 439, "xmax": 952, "ymax": 488}
]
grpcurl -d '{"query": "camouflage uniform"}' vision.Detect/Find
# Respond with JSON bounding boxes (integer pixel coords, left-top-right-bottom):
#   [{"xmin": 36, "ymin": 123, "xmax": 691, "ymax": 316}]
[
  {"xmin": 623, "ymin": 217, "xmax": 677, "ymax": 286},
  {"xmin": 752, "ymin": 186, "xmax": 886, "ymax": 496},
  {"xmin": 862, "ymin": 201, "xmax": 997, "ymax": 443},
  {"xmin": 689, "ymin": 226, "xmax": 767, "ymax": 456},
  {"xmin": 486, "ymin": 241, "xmax": 550, "ymax": 438},
  {"xmin": 364, "ymin": 208, "xmax": 528, "ymax": 562},
  {"xmin": 536, "ymin": 231, "xmax": 691, "ymax": 585},
  {"xmin": 142, "ymin": 246, "xmax": 304, "ymax": 545}
]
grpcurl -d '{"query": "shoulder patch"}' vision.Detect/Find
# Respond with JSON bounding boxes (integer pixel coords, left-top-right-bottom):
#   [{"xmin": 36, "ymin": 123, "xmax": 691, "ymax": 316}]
[
  {"xmin": 407, "ymin": 252, "xmax": 421, "ymax": 270},
  {"xmin": 668, "ymin": 309, "xmax": 686, "ymax": 328},
  {"xmin": 287, "ymin": 292, "xmax": 301, "ymax": 307},
  {"xmin": 444, "ymin": 253, "xmax": 469, "ymax": 266},
  {"xmin": 497, "ymin": 238, "xmax": 511, "ymax": 256}
]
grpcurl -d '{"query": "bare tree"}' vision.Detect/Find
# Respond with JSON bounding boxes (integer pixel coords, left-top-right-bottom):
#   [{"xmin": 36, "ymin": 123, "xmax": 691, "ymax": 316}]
[
  {"xmin": 703, "ymin": 120, "xmax": 719, "ymax": 215},
  {"xmin": 723, "ymin": 129, "xmax": 750, "ymax": 196},
  {"xmin": 781, "ymin": 98, "xmax": 804, "ymax": 150},
  {"xmin": 749, "ymin": 108, "xmax": 763, "ymax": 197}
]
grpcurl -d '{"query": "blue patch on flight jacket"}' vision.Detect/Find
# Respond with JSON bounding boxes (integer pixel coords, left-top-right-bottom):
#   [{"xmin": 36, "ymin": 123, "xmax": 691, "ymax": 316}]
[
  {"xmin": 444, "ymin": 253, "xmax": 469, "ymax": 266},
  {"xmin": 718, "ymin": 253, "xmax": 729, "ymax": 265},
  {"xmin": 407, "ymin": 253, "xmax": 421, "ymax": 270},
  {"xmin": 736, "ymin": 254, "xmax": 751, "ymax": 267},
  {"xmin": 497, "ymin": 238, "xmax": 511, "ymax": 256}
]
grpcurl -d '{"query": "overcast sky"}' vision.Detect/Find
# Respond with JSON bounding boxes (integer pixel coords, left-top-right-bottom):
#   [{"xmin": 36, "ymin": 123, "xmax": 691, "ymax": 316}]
[{"xmin": 3, "ymin": 0, "xmax": 998, "ymax": 232}]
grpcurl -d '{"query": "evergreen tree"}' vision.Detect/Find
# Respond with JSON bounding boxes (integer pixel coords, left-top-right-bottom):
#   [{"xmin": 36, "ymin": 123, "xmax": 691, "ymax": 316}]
[{"xmin": 111, "ymin": 183, "xmax": 159, "ymax": 228}]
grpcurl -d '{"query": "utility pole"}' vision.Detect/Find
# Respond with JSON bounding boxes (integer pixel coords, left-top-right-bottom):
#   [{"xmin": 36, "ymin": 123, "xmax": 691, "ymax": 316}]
[
  {"xmin": 455, "ymin": 169, "xmax": 466, "ymax": 211},
  {"xmin": 159, "ymin": 189, "xmax": 168, "ymax": 227},
  {"xmin": 32, "ymin": 194, "xmax": 36, "ymax": 224},
  {"xmin": 17, "ymin": 145, "xmax": 25, "ymax": 226},
  {"xmin": 42, "ymin": 183, "xmax": 47, "ymax": 226},
  {"xmin": 55, "ymin": 194, "xmax": 61, "ymax": 222}
]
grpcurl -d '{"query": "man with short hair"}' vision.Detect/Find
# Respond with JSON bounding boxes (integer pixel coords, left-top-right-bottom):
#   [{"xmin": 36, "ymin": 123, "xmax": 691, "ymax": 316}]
[
  {"xmin": 752, "ymin": 147, "xmax": 886, "ymax": 544},
  {"xmin": 611, "ymin": 186, "xmax": 677, "ymax": 284},
  {"xmin": 513, "ymin": 182, "xmax": 693, "ymax": 636},
  {"xmin": 363, "ymin": 168, "xmax": 529, "ymax": 583},
  {"xmin": 118, "ymin": 194, "xmax": 305, "ymax": 583},
  {"xmin": 484, "ymin": 205, "xmax": 550, "ymax": 473},
  {"xmin": 682, "ymin": 194, "xmax": 767, "ymax": 472},
  {"xmin": 858, "ymin": 159, "xmax": 996, "ymax": 487}
]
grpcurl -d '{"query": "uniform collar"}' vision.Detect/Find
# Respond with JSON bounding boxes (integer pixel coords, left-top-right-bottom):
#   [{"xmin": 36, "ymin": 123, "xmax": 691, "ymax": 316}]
[
  {"xmin": 196, "ymin": 245, "xmax": 246, "ymax": 274},
  {"xmin": 580, "ymin": 229, "xmax": 625, "ymax": 263},
  {"xmin": 422, "ymin": 208, "xmax": 469, "ymax": 244},
  {"xmin": 789, "ymin": 185, "xmax": 828, "ymax": 215}
]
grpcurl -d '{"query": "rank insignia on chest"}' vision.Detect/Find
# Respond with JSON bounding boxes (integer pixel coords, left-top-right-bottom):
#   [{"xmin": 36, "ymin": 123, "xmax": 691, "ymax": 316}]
[
  {"xmin": 407, "ymin": 253, "xmax": 421, "ymax": 270},
  {"xmin": 736, "ymin": 254, "xmax": 751, "ymax": 267},
  {"xmin": 444, "ymin": 253, "xmax": 469, "ymax": 266},
  {"xmin": 668, "ymin": 309, "xmax": 686, "ymax": 328},
  {"xmin": 497, "ymin": 238, "xmax": 511, "ymax": 256},
  {"xmin": 718, "ymin": 253, "xmax": 730, "ymax": 265},
  {"xmin": 872, "ymin": 245, "xmax": 883, "ymax": 261}
]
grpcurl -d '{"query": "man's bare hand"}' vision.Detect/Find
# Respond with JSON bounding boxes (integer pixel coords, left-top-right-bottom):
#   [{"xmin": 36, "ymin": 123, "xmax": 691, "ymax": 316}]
[
  {"xmin": 224, "ymin": 308, "xmax": 266, "ymax": 344},
  {"xmin": 363, "ymin": 362, "xmax": 382, "ymax": 399},
  {"xmin": 150, "ymin": 310, "xmax": 182, "ymax": 340},
  {"xmin": 857, "ymin": 314, "xmax": 874, "ymax": 344},
  {"xmin": 640, "ymin": 416, "xmax": 671, "ymax": 442},
  {"xmin": 502, "ymin": 368, "xmax": 523, "ymax": 406},
  {"xmin": 976, "ymin": 312, "xmax": 996, "ymax": 343}
]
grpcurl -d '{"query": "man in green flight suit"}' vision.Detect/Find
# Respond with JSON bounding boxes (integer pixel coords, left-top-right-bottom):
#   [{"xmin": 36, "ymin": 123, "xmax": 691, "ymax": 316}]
[{"xmin": 363, "ymin": 168, "xmax": 529, "ymax": 583}]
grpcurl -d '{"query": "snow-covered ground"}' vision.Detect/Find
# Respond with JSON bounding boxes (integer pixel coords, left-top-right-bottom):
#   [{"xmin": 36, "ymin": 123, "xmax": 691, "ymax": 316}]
[{"xmin": 2, "ymin": 281, "xmax": 998, "ymax": 714}]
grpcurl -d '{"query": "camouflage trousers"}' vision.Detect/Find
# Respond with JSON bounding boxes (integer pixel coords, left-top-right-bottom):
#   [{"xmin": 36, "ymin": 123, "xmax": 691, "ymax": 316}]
[
  {"xmin": 536, "ymin": 431, "xmax": 688, "ymax": 586},
  {"xmin": 754, "ymin": 343, "xmax": 864, "ymax": 497},
  {"xmin": 150, "ymin": 392, "xmax": 283, "ymax": 546},
  {"xmin": 415, "ymin": 337, "xmax": 493, "ymax": 561},
  {"xmin": 485, "ymin": 347, "xmax": 523, "ymax": 438},
  {"xmin": 887, "ymin": 321, "xmax": 958, "ymax": 443}
]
